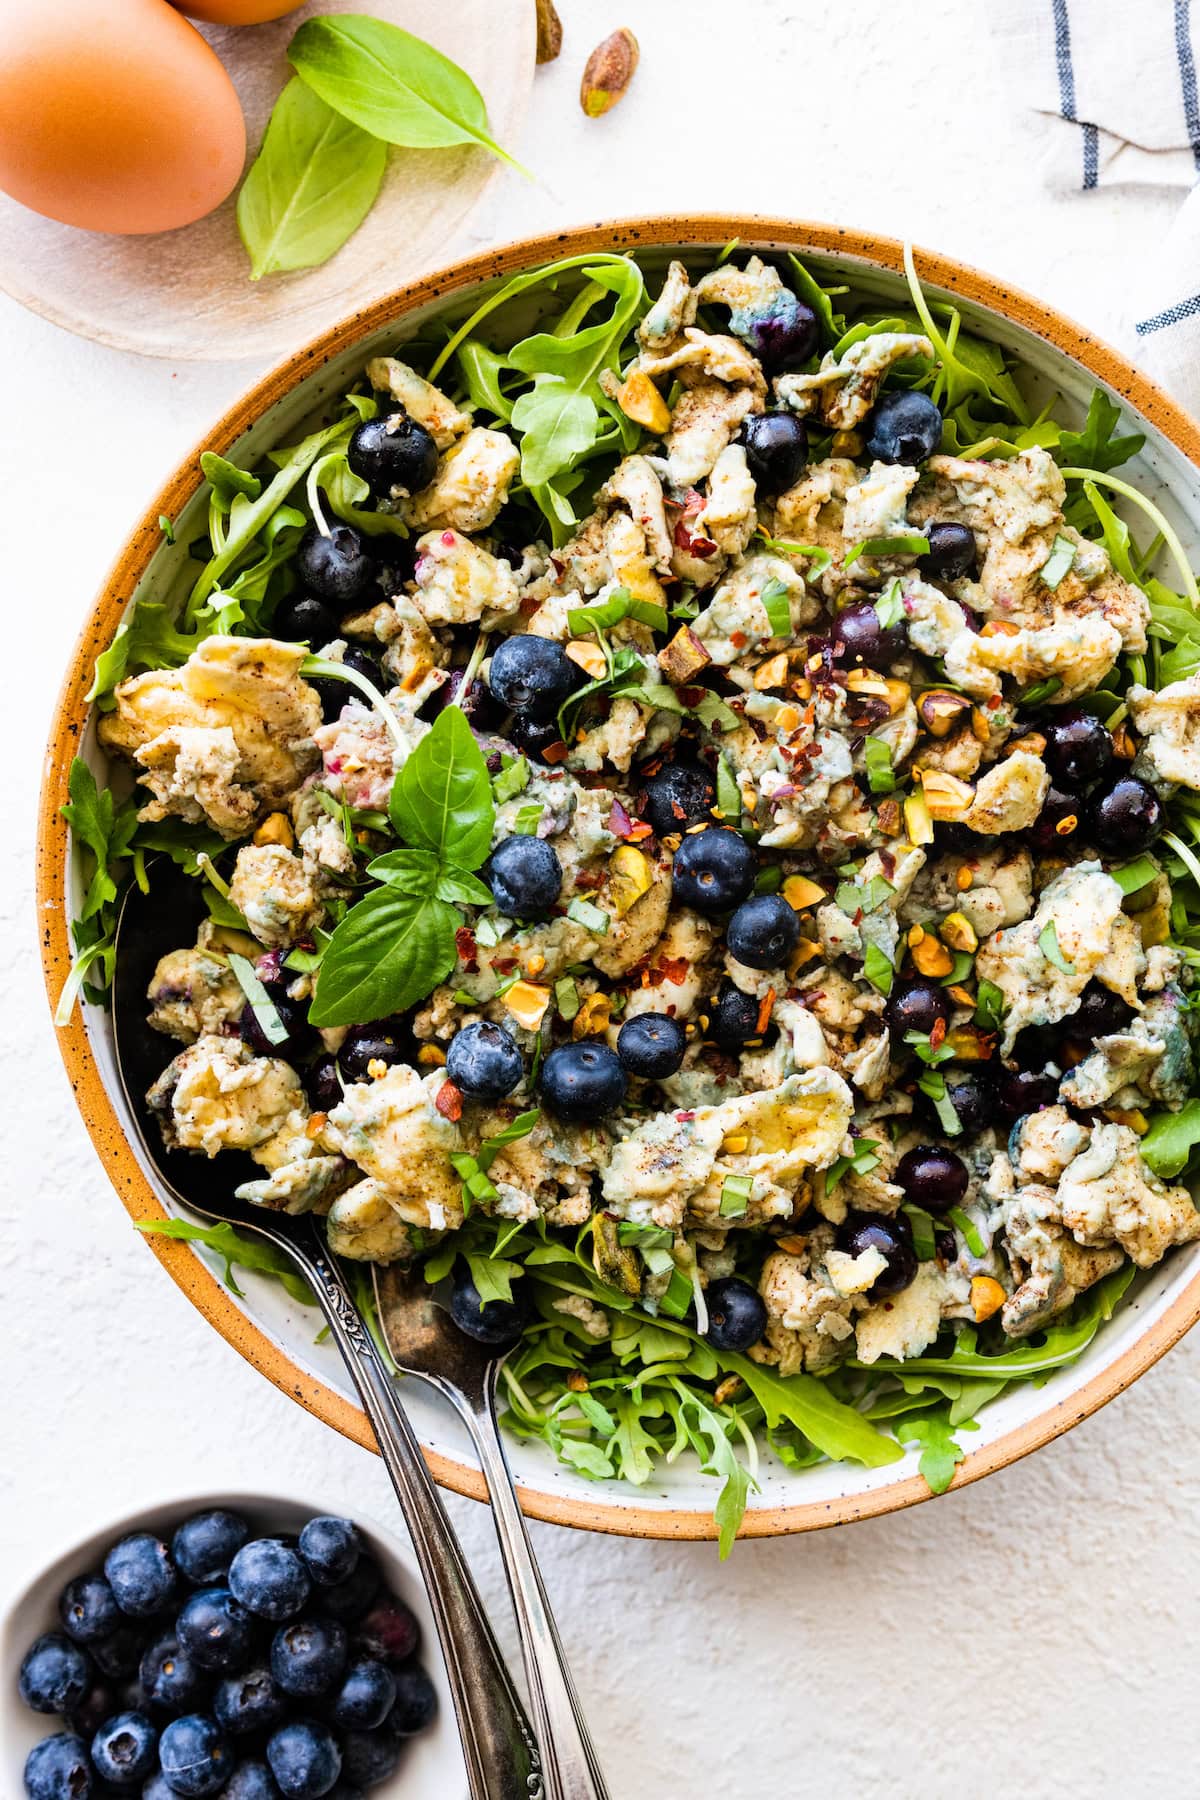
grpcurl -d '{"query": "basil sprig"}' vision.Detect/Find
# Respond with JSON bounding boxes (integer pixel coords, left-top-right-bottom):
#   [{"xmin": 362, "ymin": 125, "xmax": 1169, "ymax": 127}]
[{"xmin": 308, "ymin": 708, "xmax": 494, "ymax": 1028}]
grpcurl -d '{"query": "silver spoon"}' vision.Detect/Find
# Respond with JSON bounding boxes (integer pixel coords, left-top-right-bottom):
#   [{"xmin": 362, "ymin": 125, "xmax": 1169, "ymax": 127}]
[
  {"xmin": 110, "ymin": 863, "xmax": 542, "ymax": 1800},
  {"xmin": 375, "ymin": 1263, "xmax": 610, "ymax": 1800}
]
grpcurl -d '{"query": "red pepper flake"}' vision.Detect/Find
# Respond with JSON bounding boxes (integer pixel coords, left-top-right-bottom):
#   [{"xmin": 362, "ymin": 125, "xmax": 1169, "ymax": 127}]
[
  {"xmin": 574, "ymin": 867, "xmax": 606, "ymax": 890},
  {"xmin": 930, "ymin": 1016, "xmax": 947, "ymax": 1049},
  {"xmin": 493, "ymin": 957, "xmax": 518, "ymax": 975},
  {"xmin": 610, "ymin": 797, "xmax": 634, "ymax": 837},
  {"xmin": 756, "ymin": 987, "xmax": 777, "ymax": 1035},
  {"xmin": 541, "ymin": 740, "xmax": 570, "ymax": 764},
  {"xmin": 678, "ymin": 685, "xmax": 707, "ymax": 706},
  {"xmin": 729, "ymin": 630, "xmax": 747, "ymax": 649},
  {"xmin": 519, "ymin": 594, "xmax": 541, "ymax": 616},
  {"xmin": 878, "ymin": 849, "xmax": 896, "ymax": 880},
  {"xmin": 435, "ymin": 1080, "xmax": 464, "ymax": 1121},
  {"xmin": 441, "ymin": 530, "xmax": 457, "ymax": 547},
  {"xmin": 627, "ymin": 820, "xmax": 653, "ymax": 841},
  {"xmin": 455, "ymin": 927, "xmax": 478, "ymax": 971},
  {"xmin": 675, "ymin": 1109, "xmax": 696, "ymax": 1122}
]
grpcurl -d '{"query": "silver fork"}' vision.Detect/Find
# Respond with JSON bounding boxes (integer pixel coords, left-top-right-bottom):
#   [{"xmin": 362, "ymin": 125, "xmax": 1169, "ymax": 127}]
[{"xmin": 376, "ymin": 1264, "xmax": 610, "ymax": 1800}]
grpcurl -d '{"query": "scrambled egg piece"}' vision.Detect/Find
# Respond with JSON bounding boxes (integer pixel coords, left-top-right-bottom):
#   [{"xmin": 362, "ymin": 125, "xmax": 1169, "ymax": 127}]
[
  {"xmin": 1128, "ymin": 672, "xmax": 1200, "ymax": 791},
  {"xmin": 757, "ymin": 1245, "xmax": 858, "ymax": 1373},
  {"xmin": 365, "ymin": 356, "xmax": 471, "ymax": 450},
  {"xmin": 963, "ymin": 749, "xmax": 1050, "ymax": 835},
  {"xmin": 1000, "ymin": 1181, "xmax": 1125, "ymax": 1337},
  {"xmin": 910, "ymin": 845, "xmax": 1034, "ymax": 937},
  {"xmin": 600, "ymin": 1069, "xmax": 853, "ymax": 1230},
  {"xmin": 228, "ymin": 844, "xmax": 325, "ymax": 949},
  {"xmin": 324, "ymin": 1064, "xmax": 465, "ymax": 1230},
  {"xmin": 407, "ymin": 427, "xmax": 519, "ymax": 534},
  {"xmin": 100, "ymin": 637, "xmax": 322, "ymax": 837},
  {"xmin": 974, "ymin": 861, "xmax": 1145, "ymax": 1054},
  {"xmin": 841, "ymin": 461, "xmax": 919, "ymax": 547},
  {"xmin": 326, "ymin": 1181, "xmax": 419, "ymax": 1263},
  {"xmin": 1062, "ymin": 990, "xmax": 1195, "ymax": 1109},
  {"xmin": 854, "ymin": 1263, "xmax": 949, "ymax": 1365},
  {"xmin": 147, "ymin": 922, "xmax": 247, "ymax": 1044},
  {"xmin": 412, "ymin": 528, "xmax": 519, "ymax": 626},
  {"xmin": 147, "ymin": 1034, "xmax": 302, "ymax": 1158},
  {"xmin": 1057, "ymin": 1122, "xmax": 1200, "ymax": 1267},
  {"xmin": 775, "ymin": 333, "xmax": 933, "ymax": 429},
  {"xmin": 943, "ymin": 613, "xmax": 1123, "ymax": 702},
  {"xmin": 692, "ymin": 554, "xmax": 807, "ymax": 664},
  {"xmin": 692, "ymin": 444, "xmax": 758, "ymax": 558}
]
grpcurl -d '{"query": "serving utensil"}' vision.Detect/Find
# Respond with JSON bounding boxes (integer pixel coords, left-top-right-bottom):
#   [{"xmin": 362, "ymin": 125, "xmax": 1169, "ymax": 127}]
[
  {"xmin": 375, "ymin": 1264, "xmax": 610, "ymax": 1800},
  {"xmin": 110, "ymin": 863, "xmax": 542, "ymax": 1800}
]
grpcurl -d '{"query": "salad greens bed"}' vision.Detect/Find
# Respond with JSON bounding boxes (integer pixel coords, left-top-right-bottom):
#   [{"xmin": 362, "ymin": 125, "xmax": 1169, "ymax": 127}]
[{"xmin": 61, "ymin": 241, "xmax": 1200, "ymax": 1551}]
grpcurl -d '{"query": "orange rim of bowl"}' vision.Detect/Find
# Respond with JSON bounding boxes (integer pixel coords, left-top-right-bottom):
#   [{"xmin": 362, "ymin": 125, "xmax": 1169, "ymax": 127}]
[{"xmin": 36, "ymin": 214, "xmax": 1200, "ymax": 1542}]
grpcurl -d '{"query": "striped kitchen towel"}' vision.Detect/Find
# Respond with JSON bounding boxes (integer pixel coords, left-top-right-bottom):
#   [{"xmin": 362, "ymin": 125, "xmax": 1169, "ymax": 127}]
[{"xmin": 998, "ymin": 0, "xmax": 1200, "ymax": 411}]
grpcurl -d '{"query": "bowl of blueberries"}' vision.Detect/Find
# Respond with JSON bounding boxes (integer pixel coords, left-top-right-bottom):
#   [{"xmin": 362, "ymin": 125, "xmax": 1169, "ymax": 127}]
[{"xmin": 3, "ymin": 1491, "xmax": 459, "ymax": 1800}]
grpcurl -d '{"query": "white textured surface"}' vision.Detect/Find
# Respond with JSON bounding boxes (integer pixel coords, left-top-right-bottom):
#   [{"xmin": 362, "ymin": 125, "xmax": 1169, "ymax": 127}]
[{"xmin": 3, "ymin": 4, "xmax": 1197, "ymax": 1796}]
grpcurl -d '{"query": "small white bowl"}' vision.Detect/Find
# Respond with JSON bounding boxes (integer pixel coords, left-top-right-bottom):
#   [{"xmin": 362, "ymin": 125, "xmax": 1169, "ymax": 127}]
[{"xmin": 0, "ymin": 1487, "xmax": 466, "ymax": 1797}]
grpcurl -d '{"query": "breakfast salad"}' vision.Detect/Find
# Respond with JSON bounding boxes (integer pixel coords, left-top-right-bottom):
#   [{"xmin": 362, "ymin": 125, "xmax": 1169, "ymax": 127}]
[{"xmin": 62, "ymin": 244, "xmax": 1200, "ymax": 1547}]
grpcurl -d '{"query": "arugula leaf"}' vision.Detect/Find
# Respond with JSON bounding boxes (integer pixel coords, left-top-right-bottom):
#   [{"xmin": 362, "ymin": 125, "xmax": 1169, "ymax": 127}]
[
  {"xmin": 288, "ymin": 14, "xmax": 524, "ymax": 170},
  {"xmin": 389, "ymin": 705, "xmax": 494, "ymax": 869},
  {"xmin": 1140, "ymin": 1100, "xmax": 1200, "ymax": 1179},
  {"xmin": 1055, "ymin": 389, "xmax": 1145, "ymax": 476},
  {"xmin": 237, "ymin": 78, "xmax": 387, "ymax": 281},
  {"xmin": 87, "ymin": 600, "xmax": 213, "ymax": 703},
  {"xmin": 308, "ymin": 887, "xmax": 460, "ymax": 1028},
  {"xmin": 62, "ymin": 761, "xmax": 138, "ymax": 922},
  {"xmin": 135, "ymin": 1217, "xmax": 314, "ymax": 1307},
  {"xmin": 895, "ymin": 1408, "xmax": 974, "ymax": 1494},
  {"xmin": 668, "ymin": 1380, "xmax": 754, "ymax": 1559},
  {"xmin": 720, "ymin": 1354, "xmax": 904, "ymax": 1469},
  {"xmin": 785, "ymin": 254, "xmax": 847, "ymax": 346},
  {"xmin": 462, "ymin": 1248, "xmax": 524, "ymax": 1305}
]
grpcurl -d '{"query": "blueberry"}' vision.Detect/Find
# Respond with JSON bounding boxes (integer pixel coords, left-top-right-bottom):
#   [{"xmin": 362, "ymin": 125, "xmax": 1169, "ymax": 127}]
[
  {"xmin": 448, "ymin": 1272, "xmax": 530, "ymax": 1350},
  {"xmin": 640, "ymin": 761, "xmax": 716, "ymax": 837},
  {"xmin": 895, "ymin": 1145, "xmax": 969, "ymax": 1215},
  {"xmin": 864, "ymin": 390, "xmax": 944, "ymax": 464},
  {"xmin": 214, "ymin": 1666, "xmax": 287, "ymax": 1740},
  {"xmin": 172, "ymin": 1513, "xmax": 251, "ymax": 1589},
  {"xmin": 59, "ymin": 1575, "xmax": 120, "ymax": 1647},
  {"xmin": 266, "ymin": 1720, "xmax": 342, "ymax": 1800},
  {"xmin": 104, "ymin": 1536, "xmax": 178, "ymax": 1620},
  {"xmin": 616, "ymin": 1012, "xmax": 687, "ymax": 1079},
  {"xmin": 336, "ymin": 1019, "xmax": 411, "ymax": 1084},
  {"xmin": 139, "ymin": 1636, "xmax": 207, "ymax": 1719},
  {"xmin": 508, "ymin": 714, "xmax": 567, "ymax": 764},
  {"xmin": 143, "ymin": 1773, "xmax": 180, "ymax": 1800},
  {"xmin": 302, "ymin": 1054, "xmax": 343, "ymax": 1114},
  {"xmin": 738, "ymin": 291, "xmax": 819, "ymax": 372},
  {"xmin": 317, "ymin": 1559, "xmax": 382, "ymax": 1627},
  {"xmin": 91, "ymin": 1711, "xmax": 158, "ymax": 1786},
  {"xmin": 736, "ymin": 412, "xmax": 808, "ymax": 496},
  {"xmin": 309, "ymin": 645, "xmax": 385, "ymax": 724},
  {"xmin": 1089, "ymin": 775, "xmax": 1164, "ymax": 853},
  {"xmin": 23, "ymin": 1732, "xmax": 92, "ymax": 1800},
  {"xmin": 68, "ymin": 1676, "xmax": 119, "ymax": 1740},
  {"xmin": 836, "ymin": 1211, "xmax": 917, "ymax": 1296},
  {"xmin": 923, "ymin": 521, "xmax": 977, "ymax": 581},
  {"xmin": 671, "ymin": 826, "xmax": 757, "ymax": 914},
  {"xmin": 348, "ymin": 414, "xmax": 438, "ymax": 500},
  {"xmin": 934, "ymin": 1073, "xmax": 991, "ymax": 1138},
  {"xmin": 1041, "ymin": 707, "xmax": 1114, "ymax": 786},
  {"xmin": 383, "ymin": 1662, "xmax": 438, "ymax": 1738},
  {"xmin": 885, "ymin": 979, "xmax": 953, "ymax": 1039},
  {"xmin": 422, "ymin": 668, "xmax": 505, "ymax": 731},
  {"xmin": 176, "ymin": 1590, "xmax": 255, "ymax": 1673},
  {"xmin": 297, "ymin": 1519, "xmax": 361, "ymax": 1589},
  {"xmin": 223, "ymin": 1765, "xmax": 283, "ymax": 1800},
  {"xmin": 1075, "ymin": 981, "xmax": 1134, "ymax": 1038},
  {"xmin": 270, "ymin": 1620, "xmax": 347, "ymax": 1700},
  {"xmin": 935, "ymin": 1228, "xmax": 959, "ymax": 1264},
  {"xmin": 539, "ymin": 1042, "xmax": 627, "ymax": 1121},
  {"xmin": 239, "ymin": 986, "xmax": 315, "ymax": 1062},
  {"xmin": 270, "ymin": 595, "xmax": 341, "ymax": 649},
  {"xmin": 996, "ymin": 1066, "xmax": 1059, "ymax": 1122},
  {"xmin": 296, "ymin": 525, "xmax": 373, "ymax": 611},
  {"xmin": 705, "ymin": 980, "xmax": 766, "ymax": 1050},
  {"xmin": 158, "ymin": 1715, "xmax": 234, "ymax": 1798},
  {"xmin": 329, "ymin": 1658, "xmax": 396, "ymax": 1731},
  {"xmin": 340, "ymin": 1727, "xmax": 400, "ymax": 1791},
  {"xmin": 487, "ymin": 636, "xmax": 578, "ymax": 720},
  {"xmin": 1011, "ymin": 1025, "xmax": 1062, "ymax": 1073},
  {"xmin": 703, "ymin": 1277, "xmax": 767, "ymax": 1352},
  {"xmin": 90, "ymin": 1626, "xmax": 144, "ymax": 1680},
  {"xmin": 1027, "ymin": 783, "xmax": 1084, "ymax": 853},
  {"xmin": 832, "ymin": 600, "xmax": 906, "ymax": 671},
  {"xmin": 20, "ymin": 1634, "xmax": 92, "ymax": 1715},
  {"xmin": 485, "ymin": 835, "xmax": 562, "ymax": 917},
  {"xmin": 230, "ymin": 1542, "xmax": 311, "ymax": 1625},
  {"xmin": 352, "ymin": 1597, "xmax": 421, "ymax": 1668},
  {"xmin": 445, "ymin": 1020, "xmax": 524, "ymax": 1100},
  {"xmin": 726, "ymin": 894, "xmax": 801, "ymax": 969}
]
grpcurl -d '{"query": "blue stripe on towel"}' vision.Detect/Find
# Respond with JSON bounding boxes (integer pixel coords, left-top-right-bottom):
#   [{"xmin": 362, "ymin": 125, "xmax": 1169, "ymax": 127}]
[
  {"xmin": 1175, "ymin": 0, "xmax": 1200, "ymax": 170},
  {"xmin": 1082, "ymin": 122, "xmax": 1099, "ymax": 188},
  {"xmin": 1135, "ymin": 293, "xmax": 1200, "ymax": 335},
  {"xmin": 1052, "ymin": 0, "xmax": 1099, "ymax": 189}
]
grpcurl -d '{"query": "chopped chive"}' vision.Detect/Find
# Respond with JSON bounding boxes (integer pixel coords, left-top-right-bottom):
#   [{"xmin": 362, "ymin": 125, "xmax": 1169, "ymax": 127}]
[
  {"xmin": 1039, "ymin": 534, "xmax": 1077, "ymax": 590},
  {"xmin": 227, "ymin": 953, "xmax": 289, "ymax": 1047},
  {"xmin": 948, "ymin": 1206, "xmax": 987, "ymax": 1257},
  {"xmin": 873, "ymin": 578, "xmax": 905, "ymax": 628},
  {"xmin": 843, "ymin": 534, "xmax": 929, "ymax": 568},
  {"xmin": 904, "ymin": 1204, "xmax": 937, "ymax": 1260},
  {"xmin": 1038, "ymin": 919, "xmax": 1075, "ymax": 973}
]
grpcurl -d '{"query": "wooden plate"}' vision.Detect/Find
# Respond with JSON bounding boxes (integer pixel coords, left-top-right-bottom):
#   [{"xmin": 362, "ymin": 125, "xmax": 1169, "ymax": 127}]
[{"xmin": 0, "ymin": 0, "xmax": 533, "ymax": 361}]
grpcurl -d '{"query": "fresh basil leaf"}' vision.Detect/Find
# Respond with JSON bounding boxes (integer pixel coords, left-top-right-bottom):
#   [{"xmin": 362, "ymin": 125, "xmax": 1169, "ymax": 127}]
[
  {"xmin": 760, "ymin": 576, "xmax": 793, "ymax": 638},
  {"xmin": 308, "ymin": 886, "xmax": 460, "ymax": 1027},
  {"xmin": 389, "ymin": 705, "xmax": 494, "ymax": 870},
  {"xmin": 716, "ymin": 753, "xmax": 741, "ymax": 825},
  {"xmin": 974, "ymin": 978, "xmax": 1006, "ymax": 1031},
  {"xmin": 367, "ymin": 847, "xmax": 441, "ymax": 893},
  {"xmin": 903, "ymin": 1204, "xmax": 937, "ymax": 1260},
  {"xmin": 863, "ymin": 941, "xmax": 894, "ymax": 996},
  {"xmin": 1039, "ymin": 533, "xmax": 1077, "ymax": 591},
  {"xmin": 843, "ymin": 534, "xmax": 929, "ymax": 568},
  {"xmin": 237, "ymin": 78, "xmax": 387, "ymax": 281},
  {"xmin": 436, "ymin": 867, "xmax": 493, "ymax": 906},
  {"xmin": 1110, "ymin": 855, "xmax": 1159, "ymax": 896},
  {"xmin": 918, "ymin": 1069, "xmax": 960, "ymax": 1134},
  {"xmin": 491, "ymin": 754, "xmax": 530, "ymax": 803},
  {"xmin": 1140, "ymin": 1100, "xmax": 1200, "ymax": 1179},
  {"xmin": 863, "ymin": 736, "xmax": 895, "ymax": 794},
  {"xmin": 568, "ymin": 589, "xmax": 668, "ymax": 636},
  {"xmin": 1038, "ymin": 918, "xmax": 1075, "ymax": 973},
  {"xmin": 947, "ymin": 1206, "xmax": 987, "ymax": 1256},
  {"xmin": 289, "ymin": 14, "xmax": 523, "ymax": 168}
]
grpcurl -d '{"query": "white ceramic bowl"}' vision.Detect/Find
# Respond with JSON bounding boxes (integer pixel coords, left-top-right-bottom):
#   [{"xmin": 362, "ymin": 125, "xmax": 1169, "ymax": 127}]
[
  {"xmin": 37, "ymin": 216, "xmax": 1200, "ymax": 1544},
  {"xmin": 1, "ymin": 1488, "xmax": 465, "ymax": 1795}
]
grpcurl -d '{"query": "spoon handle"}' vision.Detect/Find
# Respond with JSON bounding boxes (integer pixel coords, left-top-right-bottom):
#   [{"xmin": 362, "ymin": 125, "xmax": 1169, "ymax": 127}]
[
  {"xmin": 289, "ymin": 1228, "xmax": 544, "ymax": 1800},
  {"xmin": 451, "ymin": 1370, "xmax": 610, "ymax": 1800}
]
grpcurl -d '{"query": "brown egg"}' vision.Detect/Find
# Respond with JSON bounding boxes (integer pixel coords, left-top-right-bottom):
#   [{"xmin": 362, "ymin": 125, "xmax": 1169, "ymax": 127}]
[
  {"xmin": 0, "ymin": 0, "xmax": 246, "ymax": 234},
  {"xmin": 172, "ymin": 0, "xmax": 304, "ymax": 18}
]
